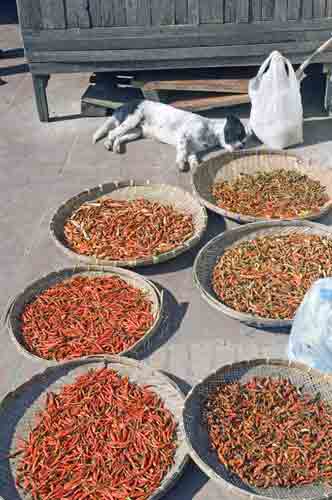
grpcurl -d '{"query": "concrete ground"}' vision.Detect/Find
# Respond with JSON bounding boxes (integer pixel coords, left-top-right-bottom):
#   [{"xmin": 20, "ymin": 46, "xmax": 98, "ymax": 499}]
[{"xmin": 2, "ymin": 12, "xmax": 332, "ymax": 500}]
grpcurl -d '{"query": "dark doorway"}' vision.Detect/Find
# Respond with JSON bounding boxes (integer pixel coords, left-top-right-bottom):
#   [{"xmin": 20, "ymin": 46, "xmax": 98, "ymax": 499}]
[{"xmin": 1, "ymin": 0, "xmax": 19, "ymax": 25}]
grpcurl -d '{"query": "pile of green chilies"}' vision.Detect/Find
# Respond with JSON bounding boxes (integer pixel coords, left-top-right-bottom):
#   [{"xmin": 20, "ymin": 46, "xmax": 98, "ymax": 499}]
[
  {"xmin": 205, "ymin": 377, "xmax": 332, "ymax": 488},
  {"xmin": 15, "ymin": 368, "xmax": 177, "ymax": 500},
  {"xmin": 212, "ymin": 169, "xmax": 329, "ymax": 219},
  {"xmin": 212, "ymin": 233, "xmax": 332, "ymax": 320}
]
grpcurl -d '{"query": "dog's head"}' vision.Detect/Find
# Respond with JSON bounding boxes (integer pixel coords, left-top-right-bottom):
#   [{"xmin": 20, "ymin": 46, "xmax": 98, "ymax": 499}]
[{"xmin": 223, "ymin": 115, "xmax": 247, "ymax": 152}]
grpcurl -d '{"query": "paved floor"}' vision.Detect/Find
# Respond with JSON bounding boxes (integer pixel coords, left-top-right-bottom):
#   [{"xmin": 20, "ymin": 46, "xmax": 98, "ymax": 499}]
[{"xmin": 2, "ymin": 18, "xmax": 332, "ymax": 500}]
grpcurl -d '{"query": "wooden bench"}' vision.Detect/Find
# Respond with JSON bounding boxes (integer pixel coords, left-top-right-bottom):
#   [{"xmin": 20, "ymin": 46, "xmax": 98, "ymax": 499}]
[{"xmin": 16, "ymin": 0, "xmax": 332, "ymax": 122}]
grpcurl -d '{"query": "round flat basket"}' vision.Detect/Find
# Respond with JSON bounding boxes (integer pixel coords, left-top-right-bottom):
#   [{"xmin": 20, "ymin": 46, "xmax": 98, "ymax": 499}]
[
  {"xmin": 191, "ymin": 149, "xmax": 332, "ymax": 223},
  {"xmin": 0, "ymin": 356, "xmax": 188, "ymax": 500},
  {"xmin": 193, "ymin": 219, "xmax": 332, "ymax": 329},
  {"xmin": 6, "ymin": 266, "xmax": 163, "ymax": 362},
  {"xmin": 50, "ymin": 180, "xmax": 208, "ymax": 268},
  {"xmin": 183, "ymin": 358, "xmax": 332, "ymax": 500}
]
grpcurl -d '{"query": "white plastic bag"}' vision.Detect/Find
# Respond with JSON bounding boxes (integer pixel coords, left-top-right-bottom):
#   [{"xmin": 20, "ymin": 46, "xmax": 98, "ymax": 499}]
[
  {"xmin": 288, "ymin": 278, "xmax": 332, "ymax": 373},
  {"xmin": 249, "ymin": 51, "xmax": 303, "ymax": 149}
]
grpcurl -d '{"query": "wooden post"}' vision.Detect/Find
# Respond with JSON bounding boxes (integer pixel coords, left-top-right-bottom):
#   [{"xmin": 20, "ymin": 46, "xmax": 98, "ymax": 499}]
[{"xmin": 32, "ymin": 75, "xmax": 50, "ymax": 122}]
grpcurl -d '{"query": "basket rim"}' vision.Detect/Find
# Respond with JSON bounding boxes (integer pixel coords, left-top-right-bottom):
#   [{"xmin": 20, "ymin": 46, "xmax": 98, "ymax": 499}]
[
  {"xmin": 0, "ymin": 355, "xmax": 189, "ymax": 500},
  {"xmin": 183, "ymin": 357, "xmax": 332, "ymax": 500},
  {"xmin": 191, "ymin": 149, "xmax": 332, "ymax": 224},
  {"xmin": 6, "ymin": 266, "xmax": 164, "ymax": 363},
  {"xmin": 193, "ymin": 219, "xmax": 332, "ymax": 328},
  {"xmin": 50, "ymin": 180, "xmax": 208, "ymax": 268}
]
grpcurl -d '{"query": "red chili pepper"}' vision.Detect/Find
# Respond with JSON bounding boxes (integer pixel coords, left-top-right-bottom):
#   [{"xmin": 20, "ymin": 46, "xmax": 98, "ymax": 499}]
[{"xmin": 21, "ymin": 276, "xmax": 155, "ymax": 361}]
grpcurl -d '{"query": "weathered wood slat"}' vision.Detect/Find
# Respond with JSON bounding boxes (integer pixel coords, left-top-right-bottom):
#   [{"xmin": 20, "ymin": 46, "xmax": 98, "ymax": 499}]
[
  {"xmin": 113, "ymin": 0, "xmax": 126, "ymax": 25},
  {"xmin": 275, "ymin": 0, "xmax": 287, "ymax": 21},
  {"xmin": 261, "ymin": 0, "xmax": 274, "ymax": 20},
  {"xmin": 175, "ymin": 0, "xmax": 188, "ymax": 24},
  {"xmin": 66, "ymin": 0, "xmax": 91, "ymax": 28},
  {"xmin": 169, "ymin": 93, "xmax": 250, "ymax": 111},
  {"xmin": 151, "ymin": 0, "xmax": 175, "ymax": 25},
  {"xmin": 288, "ymin": 0, "xmax": 301, "ymax": 19},
  {"xmin": 225, "ymin": 0, "xmax": 236, "ymax": 22},
  {"xmin": 200, "ymin": 0, "xmax": 224, "ymax": 24},
  {"xmin": 252, "ymin": 0, "xmax": 262, "ymax": 20},
  {"xmin": 90, "ymin": 0, "xmax": 114, "ymax": 26},
  {"xmin": 313, "ymin": 0, "xmax": 326, "ymax": 17},
  {"xmin": 133, "ymin": 78, "xmax": 249, "ymax": 93},
  {"xmin": 136, "ymin": 0, "xmax": 151, "ymax": 25},
  {"xmin": 237, "ymin": 0, "xmax": 249, "ymax": 22},
  {"xmin": 40, "ymin": 0, "xmax": 66, "ymax": 29},
  {"xmin": 188, "ymin": 0, "xmax": 199, "ymax": 23},
  {"xmin": 28, "ymin": 40, "xmax": 331, "ymax": 64},
  {"xmin": 303, "ymin": 0, "xmax": 313, "ymax": 18},
  {"xmin": 126, "ymin": 0, "xmax": 137, "ymax": 25},
  {"xmin": 327, "ymin": 0, "xmax": 332, "ymax": 16},
  {"xmin": 24, "ymin": 24, "xmax": 332, "ymax": 52},
  {"xmin": 17, "ymin": 0, "xmax": 42, "ymax": 29}
]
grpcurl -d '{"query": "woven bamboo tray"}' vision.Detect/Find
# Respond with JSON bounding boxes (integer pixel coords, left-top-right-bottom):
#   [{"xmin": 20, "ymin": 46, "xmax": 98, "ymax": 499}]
[
  {"xmin": 6, "ymin": 267, "xmax": 163, "ymax": 362},
  {"xmin": 193, "ymin": 220, "xmax": 332, "ymax": 329},
  {"xmin": 191, "ymin": 150, "xmax": 332, "ymax": 224},
  {"xmin": 0, "ymin": 355, "xmax": 188, "ymax": 500},
  {"xmin": 183, "ymin": 358, "xmax": 332, "ymax": 500},
  {"xmin": 50, "ymin": 180, "xmax": 208, "ymax": 268}
]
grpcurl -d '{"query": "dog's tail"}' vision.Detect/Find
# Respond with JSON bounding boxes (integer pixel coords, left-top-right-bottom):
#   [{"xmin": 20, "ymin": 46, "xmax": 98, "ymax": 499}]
[{"xmin": 93, "ymin": 116, "xmax": 117, "ymax": 144}]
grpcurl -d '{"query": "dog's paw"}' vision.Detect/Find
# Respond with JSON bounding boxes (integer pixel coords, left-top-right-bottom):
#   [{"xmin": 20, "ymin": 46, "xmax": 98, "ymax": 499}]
[
  {"xmin": 92, "ymin": 132, "xmax": 99, "ymax": 144},
  {"xmin": 188, "ymin": 156, "xmax": 199, "ymax": 170},
  {"xmin": 104, "ymin": 139, "xmax": 113, "ymax": 151},
  {"xmin": 113, "ymin": 139, "xmax": 124, "ymax": 154},
  {"xmin": 177, "ymin": 160, "xmax": 188, "ymax": 172}
]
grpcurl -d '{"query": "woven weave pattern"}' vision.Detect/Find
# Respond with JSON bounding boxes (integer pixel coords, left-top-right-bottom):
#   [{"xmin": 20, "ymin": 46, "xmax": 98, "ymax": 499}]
[
  {"xmin": 193, "ymin": 220, "xmax": 332, "ymax": 328},
  {"xmin": 0, "ymin": 356, "xmax": 187, "ymax": 500},
  {"xmin": 191, "ymin": 150, "xmax": 332, "ymax": 224},
  {"xmin": 183, "ymin": 359, "xmax": 332, "ymax": 500},
  {"xmin": 7, "ymin": 267, "xmax": 163, "ymax": 362},
  {"xmin": 50, "ymin": 181, "xmax": 207, "ymax": 268}
]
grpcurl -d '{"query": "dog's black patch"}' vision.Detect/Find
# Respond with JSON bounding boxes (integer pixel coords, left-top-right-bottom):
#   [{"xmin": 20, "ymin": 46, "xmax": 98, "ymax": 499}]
[{"xmin": 224, "ymin": 115, "xmax": 246, "ymax": 146}]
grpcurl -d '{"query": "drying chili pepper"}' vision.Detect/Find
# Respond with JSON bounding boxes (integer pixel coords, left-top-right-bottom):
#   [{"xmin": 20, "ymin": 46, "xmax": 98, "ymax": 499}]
[
  {"xmin": 204, "ymin": 377, "xmax": 332, "ymax": 488},
  {"xmin": 212, "ymin": 169, "xmax": 329, "ymax": 219},
  {"xmin": 21, "ymin": 276, "xmax": 155, "ymax": 361},
  {"xmin": 64, "ymin": 198, "xmax": 194, "ymax": 261},
  {"xmin": 14, "ymin": 368, "xmax": 178, "ymax": 500},
  {"xmin": 212, "ymin": 233, "xmax": 332, "ymax": 320}
]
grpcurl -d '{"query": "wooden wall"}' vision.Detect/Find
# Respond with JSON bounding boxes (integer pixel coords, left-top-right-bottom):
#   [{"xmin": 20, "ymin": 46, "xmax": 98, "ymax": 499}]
[{"xmin": 17, "ymin": 0, "xmax": 332, "ymax": 30}]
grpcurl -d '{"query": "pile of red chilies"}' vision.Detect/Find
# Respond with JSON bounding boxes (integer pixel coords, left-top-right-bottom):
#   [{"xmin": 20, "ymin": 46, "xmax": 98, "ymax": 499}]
[
  {"xmin": 21, "ymin": 276, "xmax": 155, "ymax": 360},
  {"xmin": 15, "ymin": 368, "xmax": 177, "ymax": 500},
  {"xmin": 64, "ymin": 198, "xmax": 194, "ymax": 261},
  {"xmin": 205, "ymin": 377, "xmax": 332, "ymax": 488}
]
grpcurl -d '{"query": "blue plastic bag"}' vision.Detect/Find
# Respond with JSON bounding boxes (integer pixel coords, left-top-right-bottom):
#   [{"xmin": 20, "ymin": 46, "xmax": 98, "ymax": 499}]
[{"xmin": 288, "ymin": 278, "xmax": 332, "ymax": 373}]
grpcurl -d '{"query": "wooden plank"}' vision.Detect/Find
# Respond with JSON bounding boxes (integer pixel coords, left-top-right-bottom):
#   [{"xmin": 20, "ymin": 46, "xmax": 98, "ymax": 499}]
[
  {"xmin": 200, "ymin": 1, "xmax": 224, "ymax": 24},
  {"xmin": 29, "ymin": 40, "xmax": 329, "ymax": 64},
  {"xmin": 288, "ymin": 0, "xmax": 301, "ymax": 19},
  {"xmin": 66, "ymin": 0, "xmax": 91, "ymax": 27},
  {"xmin": 188, "ymin": 0, "xmax": 199, "ymax": 23},
  {"xmin": 126, "ymin": 0, "xmax": 137, "ymax": 24},
  {"xmin": 175, "ymin": 0, "xmax": 188, "ymax": 24},
  {"xmin": 151, "ymin": 0, "xmax": 175, "ymax": 24},
  {"xmin": 236, "ymin": 0, "xmax": 249, "ymax": 22},
  {"xmin": 137, "ymin": 0, "xmax": 151, "ymax": 24},
  {"xmin": 261, "ymin": 0, "xmax": 274, "ymax": 19},
  {"xmin": 252, "ymin": 0, "xmax": 262, "ymax": 20},
  {"xmin": 25, "ymin": 24, "xmax": 332, "ymax": 52},
  {"xmin": 313, "ymin": 0, "xmax": 326, "ymax": 17},
  {"xmin": 133, "ymin": 78, "xmax": 249, "ymax": 93},
  {"xmin": 225, "ymin": 0, "xmax": 236, "ymax": 22},
  {"xmin": 274, "ymin": 0, "xmax": 287, "ymax": 21},
  {"xmin": 89, "ymin": 0, "xmax": 111, "ymax": 26},
  {"xmin": 40, "ymin": 0, "xmax": 66, "ymax": 29},
  {"xmin": 113, "ymin": 0, "xmax": 126, "ymax": 24},
  {"xmin": 327, "ymin": 0, "xmax": 332, "ymax": 16},
  {"xmin": 303, "ymin": 0, "xmax": 313, "ymax": 18},
  {"xmin": 169, "ymin": 93, "xmax": 250, "ymax": 111},
  {"xmin": 17, "ymin": 0, "xmax": 41, "ymax": 29}
]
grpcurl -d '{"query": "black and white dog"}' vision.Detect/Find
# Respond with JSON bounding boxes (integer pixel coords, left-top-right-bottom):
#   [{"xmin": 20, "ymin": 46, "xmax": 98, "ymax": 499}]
[{"xmin": 93, "ymin": 100, "xmax": 248, "ymax": 171}]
